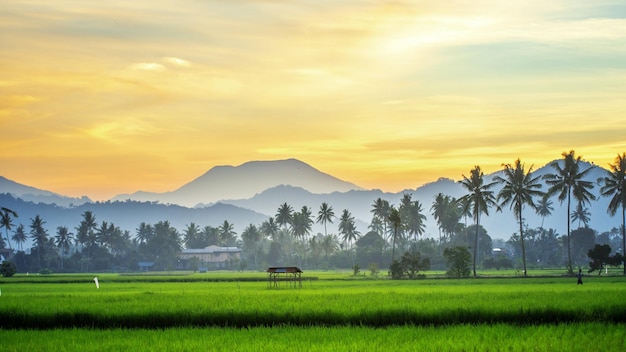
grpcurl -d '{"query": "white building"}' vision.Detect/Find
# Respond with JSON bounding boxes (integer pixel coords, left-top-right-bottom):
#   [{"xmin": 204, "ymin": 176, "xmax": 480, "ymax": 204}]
[{"xmin": 179, "ymin": 245, "xmax": 241, "ymax": 269}]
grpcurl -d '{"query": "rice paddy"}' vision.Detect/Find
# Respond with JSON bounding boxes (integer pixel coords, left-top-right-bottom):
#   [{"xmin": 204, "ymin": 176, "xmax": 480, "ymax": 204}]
[{"xmin": 1, "ymin": 272, "xmax": 625, "ymax": 351}]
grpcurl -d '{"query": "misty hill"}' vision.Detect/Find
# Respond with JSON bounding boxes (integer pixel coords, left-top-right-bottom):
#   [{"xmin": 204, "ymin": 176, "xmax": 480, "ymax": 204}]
[
  {"xmin": 0, "ymin": 193, "xmax": 268, "ymax": 249},
  {"xmin": 112, "ymin": 159, "xmax": 363, "ymax": 207},
  {"xmin": 0, "ymin": 176, "xmax": 91, "ymax": 207}
]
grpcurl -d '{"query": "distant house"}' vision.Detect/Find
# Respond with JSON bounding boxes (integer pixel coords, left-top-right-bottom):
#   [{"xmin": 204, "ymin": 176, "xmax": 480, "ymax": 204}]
[
  {"xmin": 138, "ymin": 261, "xmax": 155, "ymax": 272},
  {"xmin": 179, "ymin": 245, "xmax": 241, "ymax": 270}
]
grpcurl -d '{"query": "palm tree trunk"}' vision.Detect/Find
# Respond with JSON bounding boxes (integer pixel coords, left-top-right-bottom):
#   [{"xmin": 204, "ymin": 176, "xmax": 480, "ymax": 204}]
[
  {"xmin": 622, "ymin": 206, "xmax": 625, "ymax": 276},
  {"xmin": 566, "ymin": 190, "xmax": 573, "ymax": 274},
  {"xmin": 519, "ymin": 208, "xmax": 527, "ymax": 277},
  {"xmin": 473, "ymin": 213, "xmax": 479, "ymax": 278}
]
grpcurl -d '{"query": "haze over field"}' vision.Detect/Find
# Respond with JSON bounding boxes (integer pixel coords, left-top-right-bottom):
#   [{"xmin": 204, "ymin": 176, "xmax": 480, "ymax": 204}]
[{"xmin": 1, "ymin": 0, "xmax": 626, "ymax": 201}]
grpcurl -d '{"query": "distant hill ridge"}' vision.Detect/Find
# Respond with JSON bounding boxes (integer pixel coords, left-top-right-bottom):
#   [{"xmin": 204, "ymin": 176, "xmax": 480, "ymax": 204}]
[
  {"xmin": 111, "ymin": 158, "xmax": 363, "ymax": 207},
  {"xmin": 2, "ymin": 158, "xmax": 622, "ymax": 244}
]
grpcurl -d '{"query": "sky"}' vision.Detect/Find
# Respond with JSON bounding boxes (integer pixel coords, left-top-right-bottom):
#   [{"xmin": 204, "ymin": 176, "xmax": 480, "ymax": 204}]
[{"xmin": 1, "ymin": 0, "xmax": 626, "ymax": 201}]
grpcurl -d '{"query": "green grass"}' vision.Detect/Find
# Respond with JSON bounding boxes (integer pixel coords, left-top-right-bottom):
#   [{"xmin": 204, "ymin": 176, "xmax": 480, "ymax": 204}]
[
  {"xmin": 1, "ymin": 324, "xmax": 625, "ymax": 352},
  {"xmin": 1, "ymin": 273, "xmax": 625, "ymax": 350}
]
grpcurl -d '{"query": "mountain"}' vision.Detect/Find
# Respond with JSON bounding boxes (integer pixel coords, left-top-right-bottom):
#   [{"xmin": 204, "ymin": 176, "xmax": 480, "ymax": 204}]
[
  {"xmin": 2, "ymin": 158, "xmax": 621, "ymax": 246},
  {"xmin": 0, "ymin": 176, "xmax": 91, "ymax": 207},
  {"xmin": 112, "ymin": 159, "xmax": 363, "ymax": 207}
]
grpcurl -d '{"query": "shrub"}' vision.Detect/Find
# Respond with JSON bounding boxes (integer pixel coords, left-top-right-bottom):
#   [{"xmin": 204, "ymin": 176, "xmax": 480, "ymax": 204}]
[
  {"xmin": 0, "ymin": 260, "xmax": 17, "ymax": 277},
  {"xmin": 443, "ymin": 246, "xmax": 471, "ymax": 278}
]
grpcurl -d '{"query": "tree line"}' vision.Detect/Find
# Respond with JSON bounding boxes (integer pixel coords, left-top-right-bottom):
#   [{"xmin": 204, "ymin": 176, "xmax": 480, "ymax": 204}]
[{"xmin": 1, "ymin": 150, "xmax": 625, "ymax": 277}]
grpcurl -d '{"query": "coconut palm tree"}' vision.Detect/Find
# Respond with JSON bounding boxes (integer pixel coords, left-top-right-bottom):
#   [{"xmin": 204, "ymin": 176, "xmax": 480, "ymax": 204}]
[
  {"xmin": 218, "ymin": 220, "xmax": 237, "ymax": 246},
  {"xmin": 431, "ymin": 193, "xmax": 447, "ymax": 244},
  {"xmin": 275, "ymin": 203, "xmax": 293, "ymax": 230},
  {"xmin": 316, "ymin": 202, "xmax": 335, "ymax": 237},
  {"xmin": 458, "ymin": 165, "xmax": 500, "ymax": 277},
  {"xmin": 536, "ymin": 197, "xmax": 554, "ymax": 231},
  {"xmin": 260, "ymin": 217, "xmax": 279, "ymax": 241},
  {"xmin": 321, "ymin": 234, "xmax": 339, "ymax": 269},
  {"xmin": 494, "ymin": 159, "xmax": 543, "ymax": 277},
  {"xmin": 0, "ymin": 207, "xmax": 17, "ymax": 251},
  {"xmin": 388, "ymin": 206, "xmax": 402, "ymax": 263},
  {"xmin": 29, "ymin": 215, "xmax": 48, "ymax": 269},
  {"xmin": 371, "ymin": 198, "xmax": 390, "ymax": 238},
  {"xmin": 571, "ymin": 202, "xmax": 591, "ymax": 228},
  {"xmin": 598, "ymin": 152, "xmax": 626, "ymax": 275},
  {"xmin": 11, "ymin": 224, "xmax": 27, "ymax": 252},
  {"xmin": 543, "ymin": 150, "xmax": 596, "ymax": 274},
  {"xmin": 338, "ymin": 209, "xmax": 360, "ymax": 249},
  {"xmin": 55, "ymin": 226, "xmax": 74, "ymax": 271}
]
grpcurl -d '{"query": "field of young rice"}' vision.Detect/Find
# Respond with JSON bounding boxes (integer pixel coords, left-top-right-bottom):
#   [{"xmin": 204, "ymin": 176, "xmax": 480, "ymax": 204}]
[{"xmin": 1, "ymin": 273, "xmax": 625, "ymax": 350}]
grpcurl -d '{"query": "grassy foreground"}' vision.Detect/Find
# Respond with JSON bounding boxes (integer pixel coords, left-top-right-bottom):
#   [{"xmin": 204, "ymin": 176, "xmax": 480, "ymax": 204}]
[
  {"xmin": 1, "ymin": 272, "xmax": 625, "ymax": 350},
  {"xmin": 1, "ymin": 324, "xmax": 625, "ymax": 352}
]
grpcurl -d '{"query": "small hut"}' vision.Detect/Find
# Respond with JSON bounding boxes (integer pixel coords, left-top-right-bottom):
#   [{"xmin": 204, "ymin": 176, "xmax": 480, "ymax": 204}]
[{"xmin": 266, "ymin": 267, "xmax": 303, "ymax": 288}]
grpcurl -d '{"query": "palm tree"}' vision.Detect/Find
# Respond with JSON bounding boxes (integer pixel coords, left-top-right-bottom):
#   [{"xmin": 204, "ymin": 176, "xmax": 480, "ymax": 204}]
[
  {"xmin": 388, "ymin": 206, "xmax": 402, "ymax": 263},
  {"xmin": 0, "ymin": 207, "xmax": 18, "ymax": 251},
  {"xmin": 598, "ymin": 152, "xmax": 626, "ymax": 275},
  {"xmin": 543, "ymin": 150, "xmax": 596, "ymax": 274},
  {"xmin": 320, "ymin": 234, "xmax": 339, "ymax": 269},
  {"xmin": 135, "ymin": 222, "xmax": 153, "ymax": 245},
  {"xmin": 571, "ymin": 202, "xmax": 591, "ymax": 228},
  {"xmin": 29, "ymin": 215, "xmax": 48, "ymax": 269},
  {"xmin": 218, "ymin": 220, "xmax": 237, "ymax": 246},
  {"xmin": 494, "ymin": 159, "xmax": 543, "ymax": 277},
  {"xmin": 371, "ymin": 198, "xmax": 390, "ymax": 238},
  {"xmin": 275, "ymin": 203, "xmax": 293, "ymax": 230},
  {"xmin": 406, "ymin": 200, "xmax": 427, "ymax": 250},
  {"xmin": 55, "ymin": 226, "xmax": 74, "ymax": 271},
  {"xmin": 316, "ymin": 203, "xmax": 335, "ymax": 237},
  {"xmin": 260, "ymin": 217, "xmax": 279, "ymax": 241},
  {"xmin": 300, "ymin": 206, "xmax": 314, "ymax": 241},
  {"xmin": 536, "ymin": 197, "xmax": 554, "ymax": 230},
  {"xmin": 11, "ymin": 224, "xmax": 27, "ymax": 252},
  {"xmin": 338, "ymin": 209, "xmax": 360, "ymax": 249},
  {"xmin": 183, "ymin": 223, "xmax": 202, "ymax": 249},
  {"xmin": 431, "ymin": 193, "xmax": 447, "ymax": 244},
  {"xmin": 458, "ymin": 165, "xmax": 500, "ymax": 277}
]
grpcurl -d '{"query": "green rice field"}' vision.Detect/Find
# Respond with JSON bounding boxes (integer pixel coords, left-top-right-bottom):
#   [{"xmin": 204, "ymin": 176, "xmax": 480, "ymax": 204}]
[{"xmin": 1, "ymin": 271, "xmax": 625, "ymax": 351}]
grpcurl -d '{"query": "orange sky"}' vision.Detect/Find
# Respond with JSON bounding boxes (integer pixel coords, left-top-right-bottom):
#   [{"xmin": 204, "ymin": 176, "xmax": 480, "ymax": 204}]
[{"xmin": 1, "ymin": 0, "xmax": 626, "ymax": 201}]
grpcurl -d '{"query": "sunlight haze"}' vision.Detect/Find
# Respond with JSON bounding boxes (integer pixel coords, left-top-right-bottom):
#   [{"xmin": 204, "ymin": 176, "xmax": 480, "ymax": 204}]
[{"xmin": 2, "ymin": 0, "xmax": 625, "ymax": 200}]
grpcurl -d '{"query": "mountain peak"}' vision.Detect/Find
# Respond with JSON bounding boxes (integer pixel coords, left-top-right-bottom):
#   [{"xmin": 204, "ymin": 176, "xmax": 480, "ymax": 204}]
[{"xmin": 112, "ymin": 159, "xmax": 362, "ymax": 207}]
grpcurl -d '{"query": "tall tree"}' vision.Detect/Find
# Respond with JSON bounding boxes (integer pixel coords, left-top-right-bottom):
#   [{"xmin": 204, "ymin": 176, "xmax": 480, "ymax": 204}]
[
  {"xmin": 338, "ymin": 209, "xmax": 360, "ymax": 249},
  {"xmin": 431, "ymin": 193, "xmax": 447, "ymax": 244},
  {"xmin": 536, "ymin": 197, "xmax": 554, "ymax": 230},
  {"xmin": 275, "ymin": 203, "xmax": 294, "ymax": 230},
  {"xmin": 241, "ymin": 224, "xmax": 262, "ymax": 268},
  {"xmin": 371, "ymin": 198, "xmax": 390, "ymax": 239},
  {"xmin": 458, "ymin": 165, "xmax": 500, "ymax": 277},
  {"xmin": 135, "ymin": 222, "xmax": 153, "ymax": 245},
  {"xmin": 11, "ymin": 224, "xmax": 27, "ymax": 252},
  {"xmin": 316, "ymin": 202, "xmax": 335, "ymax": 237},
  {"xmin": 218, "ymin": 220, "xmax": 237, "ymax": 247},
  {"xmin": 300, "ymin": 206, "xmax": 314, "ymax": 241},
  {"xmin": 543, "ymin": 150, "xmax": 596, "ymax": 274},
  {"xmin": 406, "ymin": 199, "xmax": 427, "ymax": 249},
  {"xmin": 29, "ymin": 215, "xmax": 48, "ymax": 269},
  {"xmin": 494, "ymin": 159, "xmax": 543, "ymax": 277},
  {"xmin": 55, "ymin": 226, "xmax": 74, "ymax": 271},
  {"xmin": 260, "ymin": 217, "xmax": 279, "ymax": 241},
  {"xmin": 388, "ymin": 206, "xmax": 402, "ymax": 263},
  {"xmin": 571, "ymin": 202, "xmax": 591, "ymax": 228},
  {"xmin": 183, "ymin": 223, "xmax": 203, "ymax": 249},
  {"xmin": 321, "ymin": 234, "xmax": 339, "ymax": 269},
  {"xmin": 0, "ymin": 207, "xmax": 18, "ymax": 251},
  {"xmin": 598, "ymin": 152, "xmax": 626, "ymax": 275}
]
